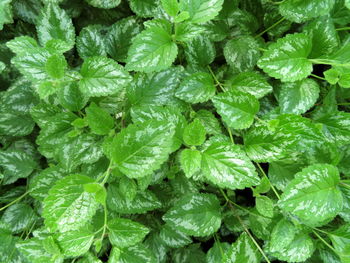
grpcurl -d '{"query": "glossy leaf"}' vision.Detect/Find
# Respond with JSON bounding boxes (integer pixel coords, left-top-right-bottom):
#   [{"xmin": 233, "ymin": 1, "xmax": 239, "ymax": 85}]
[
  {"xmin": 183, "ymin": 119, "xmax": 206, "ymax": 146},
  {"xmin": 179, "ymin": 149, "xmax": 202, "ymax": 178},
  {"xmin": 57, "ymin": 227, "xmax": 94, "ymax": 257},
  {"xmin": 85, "ymin": 0, "xmax": 120, "ymax": 9},
  {"xmin": 86, "ymin": 103, "xmax": 114, "ymax": 135},
  {"xmin": 179, "ymin": 0, "xmax": 224, "ymax": 23}
]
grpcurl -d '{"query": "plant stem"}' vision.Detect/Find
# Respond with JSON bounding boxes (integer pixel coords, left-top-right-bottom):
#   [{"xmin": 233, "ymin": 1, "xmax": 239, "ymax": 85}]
[
  {"xmin": 208, "ymin": 65, "xmax": 226, "ymax": 92},
  {"xmin": 340, "ymin": 182, "xmax": 350, "ymax": 189},
  {"xmin": 255, "ymin": 17, "xmax": 286, "ymax": 38},
  {"xmin": 0, "ymin": 191, "xmax": 30, "ymax": 212},
  {"xmin": 336, "ymin": 27, "xmax": 350, "ymax": 31},
  {"xmin": 312, "ymin": 230, "xmax": 337, "ymax": 253},
  {"xmin": 227, "ymin": 127, "xmax": 234, "ymax": 143},
  {"xmin": 234, "ymin": 207, "xmax": 271, "ymax": 263},
  {"xmin": 310, "ymin": 74, "xmax": 326, "ymax": 81},
  {"xmin": 256, "ymin": 163, "xmax": 281, "ymax": 200}
]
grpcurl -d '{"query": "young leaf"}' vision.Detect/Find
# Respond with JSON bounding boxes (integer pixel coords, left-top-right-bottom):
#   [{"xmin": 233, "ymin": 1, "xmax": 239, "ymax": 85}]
[
  {"xmin": 183, "ymin": 119, "xmax": 206, "ymax": 146},
  {"xmin": 86, "ymin": 103, "xmax": 114, "ymax": 135},
  {"xmin": 163, "ymin": 193, "xmax": 221, "ymax": 237},
  {"xmin": 255, "ymin": 196, "xmax": 274, "ymax": 218},
  {"xmin": 278, "ymin": 164, "xmax": 343, "ymax": 226},
  {"xmin": 108, "ymin": 218, "xmax": 149, "ymax": 248},
  {"xmin": 126, "ymin": 21, "xmax": 178, "ymax": 72},
  {"xmin": 110, "ymin": 120, "xmax": 175, "ymax": 178},
  {"xmin": 45, "ymin": 53, "xmax": 67, "ymax": 79},
  {"xmin": 212, "ymin": 90, "xmax": 259, "ymax": 130},
  {"xmin": 42, "ymin": 174, "xmax": 99, "ymax": 232},
  {"xmin": 179, "ymin": 149, "xmax": 202, "ymax": 178},
  {"xmin": 79, "ymin": 56, "xmax": 132, "ymax": 97},
  {"xmin": 201, "ymin": 141, "xmax": 260, "ymax": 190},
  {"xmin": 161, "ymin": 0, "xmax": 179, "ymax": 16},
  {"xmin": 269, "ymin": 219, "xmax": 296, "ymax": 253},
  {"xmin": 258, "ymin": 33, "xmax": 313, "ymax": 82}
]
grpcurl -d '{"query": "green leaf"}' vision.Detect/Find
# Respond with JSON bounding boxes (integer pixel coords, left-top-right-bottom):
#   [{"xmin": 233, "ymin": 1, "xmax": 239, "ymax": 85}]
[
  {"xmin": 258, "ymin": 33, "xmax": 313, "ymax": 82},
  {"xmin": 328, "ymin": 224, "xmax": 350, "ymax": 262},
  {"xmin": 228, "ymin": 71, "xmax": 272, "ymax": 99},
  {"xmin": 43, "ymin": 174, "xmax": 99, "ymax": 232},
  {"xmin": 45, "ymin": 53, "xmax": 67, "ymax": 79},
  {"xmin": 224, "ymin": 36, "xmax": 260, "ymax": 73},
  {"xmin": 79, "ymin": 56, "xmax": 132, "ymax": 97},
  {"xmin": 86, "ymin": 103, "xmax": 114, "ymax": 135},
  {"xmin": 207, "ymin": 242, "xmax": 230, "ymax": 263},
  {"xmin": 201, "ymin": 141, "xmax": 260, "ymax": 190},
  {"xmin": 118, "ymin": 244, "xmax": 156, "ymax": 263},
  {"xmin": 84, "ymin": 183, "xmax": 107, "ymax": 204},
  {"xmin": 183, "ymin": 119, "xmax": 206, "ymax": 146},
  {"xmin": 17, "ymin": 237, "xmax": 57, "ymax": 263},
  {"xmin": 129, "ymin": 0, "xmax": 161, "ymax": 18},
  {"xmin": 172, "ymin": 243, "xmax": 206, "ymax": 263},
  {"xmin": 36, "ymin": 3, "xmax": 75, "ymax": 48},
  {"xmin": 269, "ymin": 218, "xmax": 296, "ymax": 253},
  {"xmin": 163, "ymin": 193, "xmax": 221, "ymax": 237},
  {"xmin": 108, "ymin": 218, "xmax": 149, "ymax": 248},
  {"xmin": 126, "ymin": 22, "xmax": 178, "ymax": 72},
  {"xmin": 269, "ymin": 233, "xmax": 315, "ymax": 262},
  {"xmin": 6, "ymin": 36, "xmax": 38, "ymax": 55},
  {"xmin": 179, "ymin": 149, "xmax": 202, "ymax": 178},
  {"xmin": 107, "ymin": 184, "xmax": 161, "ymax": 214},
  {"xmin": 212, "ymin": 90, "xmax": 259, "ymax": 130},
  {"xmin": 255, "ymin": 196, "xmax": 274, "ymax": 218},
  {"xmin": 279, "ymin": 0, "xmax": 335, "ymax": 23},
  {"xmin": 110, "ymin": 120, "xmax": 175, "ymax": 178},
  {"xmin": 85, "ymin": 0, "xmax": 120, "ymax": 9},
  {"xmin": 184, "ymin": 35, "xmax": 216, "ymax": 65},
  {"xmin": 106, "ymin": 17, "xmax": 143, "ymax": 63},
  {"xmin": 279, "ymin": 164, "xmax": 343, "ymax": 226},
  {"xmin": 179, "ymin": 0, "xmax": 224, "ymax": 23},
  {"xmin": 1, "ymin": 204, "xmax": 37, "ymax": 234},
  {"xmin": 223, "ymin": 232, "xmax": 261, "ymax": 263},
  {"xmin": 161, "ymin": 0, "xmax": 179, "ymax": 16},
  {"xmin": 174, "ymin": 22, "xmax": 204, "ymax": 42},
  {"xmin": 279, "ymin": 78, "xmax": 319, "ymax": 114},
  {"xmin": 159, "ymin": 224, "xmax": 192, "ymax": 248},
  {"xmin": 0, "ymin": 0, "xmax": 13, "ymax": 30},
  {"xmin": 57, "ymin": 227, "xmax": 94, "ymax": 257},
  {"xmin": 77, "ymin": 25, "xmax": 107, "ymax": 59},
  {"xmin": 175, "ymin": 72, "xmax": 215, "ymax": 103},
  {"xmin": 195, "ymin": 110, "xmax": 222, "ymax": 135},
  {"xmin": 57, "ymin": 82, "xmax": 88, "ymax": 112}
]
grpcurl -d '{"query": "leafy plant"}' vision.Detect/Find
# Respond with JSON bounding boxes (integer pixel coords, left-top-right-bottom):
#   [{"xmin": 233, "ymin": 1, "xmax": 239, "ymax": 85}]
[{"xmin": 0, "ymin": 0, "xmax": 350, "ymax": 262}]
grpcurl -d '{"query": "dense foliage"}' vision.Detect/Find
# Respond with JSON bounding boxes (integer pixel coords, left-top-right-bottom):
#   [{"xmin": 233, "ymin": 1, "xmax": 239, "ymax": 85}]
[{"xmin": 1, "ymin": 0, "xmax": 350, "ymax": 262}]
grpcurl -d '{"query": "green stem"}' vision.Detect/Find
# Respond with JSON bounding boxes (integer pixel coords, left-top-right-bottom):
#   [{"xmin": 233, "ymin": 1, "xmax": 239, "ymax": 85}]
[
  {"xmin": 207, "ymin": 65, "xmax": 226, "ymax": 92},
  {"xmin": 312, "ymin": 230, "xmax": 337, "ymax": 253},
  {"xmin": 97, "ymin": 161, "xmax": 113, "ymax": 185},
  {"xmin": 336, "ymin": 102, "xmax": 350, "ymax": 106},
  {"xmin": 255, "ymin": 17, "xmax": 286, "ymax": 38},
  {"xmin": 314, "ymin": 227, "xmax": 331, "ymax": 235},
  {"xmin": 0, "ymin": 191, "xmax": 30, "ymax": 212},
  {"xmin": 310, "ymin": 74, "xmax": 326, "ymax": 81},
  {"xmin": 227, "ymin": 127, "xmax": 234, "ymax": 144},
  {"xmin": 100, "ymin": 205, "xmax": 108, "ymax": 241},
  {"xmin": 256, "ymin": 163, "xmax": 281, "ymax": 200},
  {"xmin": 234, "ymin": 208, "xmax": 271, "ymax": 263},
  {"xmin": 310, "ymin": 59, "xmax": 350, "ymax": 67},
  {"xmin": 340, "ymin": 182, "xmax": 350, "ymax": 189},
  {"xmin": 336, "ymin": 27, "xmax": 350, "ymax": 31}
]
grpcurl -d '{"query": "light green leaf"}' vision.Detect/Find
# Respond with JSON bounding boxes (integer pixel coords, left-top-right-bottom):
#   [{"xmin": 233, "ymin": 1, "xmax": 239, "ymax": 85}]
[
  {"xmin": 256, "ymin": 196, "xmax": 274, "ymax": 218},
  {"xmin": 183, "ymin": 119, "xmax": 206, "ymax": 146},
  {"xmin": 57, "ymin": 227, "xmax": 94, "ymax": 257},
  {"xmin": 163, "ymin": 193, "xmax": 221, "ymax": 237},
  {"xmin": 45, "ymin": 53, "xmax": 67, "ymax": 79},
  {"xmin": 161, "ymin": 0, "xmax": 179, "ymax": 16},
  {"xmin": 201, "ymin": 141, "xmax": 260, "ymax": 190},
  {"xmin": 110, "ymin": 120, "xmax": 175, "ymax": 178},
  {"xmin": 118, "ymin": 244, "xmax": 156, "ymax": 263},
  {"xmin": 179, "ymin": 149, "xmax": 202, "ymax": 178},
  {"xmin": 179, "ymin": 0, "xmax": 224, "ymax": 23},
  {"xmin": 108, "ymin": 218, "xmax": 149, "ymax": 248},
  {"xmin": 258, "ymin": 33, "xmax": 313, "ymax": 82},
  {"xmin": 1, "ymin": 204, "xmax": 37, "ymax": 234},
  {"xmin": 279, "ymin": 164, "xmax": 343, "ymax": 226},
  {"xmin": 279, "ymin": 0, "xmax": 335, "ymax": 23},
  {"xmin": 77, "ymin": 25, "xmax": 106, "ymax": 59},
  {"xmin": 126, "ymin": 22, "xmax": 178, "ymax": 72},
  {"xmin": 195, "ymin": 110, "xmax": 221, "ymax": 135},
  {"xmin": 106, "ymin": 17, "xmax": 143, "ymax": 62},
  {"xmin": 328, "ymin": 224, "xmax": 350, "ymax": 262},
  {"xmin": 159, "ymin": 224, "xmax": 192, "ymax": 248},
  {"xmin": 43, "ymin": 174, "xmax": 99, "ymax": 232},
  {"xmin": 0, "ymin": 0, "xmax": 13, "ymax": 30},
  {"xmin": 79, "ymin": 56, "xmax": 132, "ymax": 97},
  {"xmin": 36, "ymin": 3, "xmax": 75, "ymax": 48},
  {"xmin": 16, "ymin": 238, "xmax": 56, "ymax": 263},
  {"xmin": 118, "ymin": 177, "xmax": 137, "ymax": 201},
  {"xmin": 85, "ymin": 0, "xmax": 120, "ymax": 8},
  {"xmin": 86, "ymin": 103, "xmax": 114, "ymax": 135},
  {"xmin": 174, "ymin": 22, "xmax": 204, "ymax": 42},
  {"xmin": 107, "ymin": 184, "xmax": 161, "ymax": 214},
  {"xmin": 184, "ymin": 35, "xmax": 215, "ymax": 65},
  {"xmin": 212, "ymin": 90, "xmax": 259, "ymax": 130},
  {"xmin": 224, "ymin": 36, "xmax": 260, "ymax": 73},
  {"xmin": 269, "ymin": 219, "xmax": 296, "ymax": 253},
  {"xmin": 228, "ymin": 71, "xmax": 272, "ymax": 99},
  {"xmin": 223, "ymin": 232, "xmax": 261, "ymax": 263},
  {"xmin": 175, "ymin": 72, "xmax": 215, "ymax": 103},
  {"xmin": 6, "ymin": 36, "xmax": 38, "ymax": 55},
  {"xmin": 279, "ymin": 78, "xmax": 319, "ymax": 114}
]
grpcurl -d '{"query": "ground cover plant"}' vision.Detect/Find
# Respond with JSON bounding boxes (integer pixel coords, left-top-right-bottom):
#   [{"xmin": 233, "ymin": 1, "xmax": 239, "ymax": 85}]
[{"xmin": 1, "ymin": 0, "xmax": 350, "ymax": 262}]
